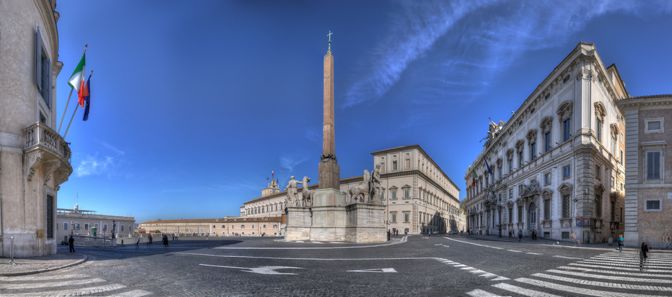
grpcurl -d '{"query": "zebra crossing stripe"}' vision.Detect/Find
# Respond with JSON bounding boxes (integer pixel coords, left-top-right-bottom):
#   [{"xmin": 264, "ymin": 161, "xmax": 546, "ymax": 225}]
[
  {"xmin": 590, "ymin": 257, "xmax": 672, "ymax": 264},
  {"xmin": 569, "ymin": 262, "xmax": 672, "ymax": 273},
  {"xmin": 532, "ymin": 273, "xmax": 672, "ymax": 291},
  {"xmin": 516, "ymin": 277, "xmax": 658, "ymax": 297},
  {"xmin": 0, "ymin": 278, "xmax": 106, "ymax": 290},
  {"xmin": 556, "ymin": 265, "xmax": 672, "ymax": 278},
  {"xmin": 545, "ymin": 269, "xmax": 672, "ymax": 284},
  {"xmin": 99, "ymin": 289, "xmax": 153, "ymax": 297},
  {"xmin": 2, "ymin": 284, "xmax": 127, "ymax": 297},
  {"xmin": 492, "ymin": 282, "xmax": 561, "ymax": 297},
  {"xmin": 0, "ymin": 274, "xmax": 89, "ymax": 282},
  {"xmin": 580, "ymin": 259, "xmax": 672, "ymax": 269},
  {"xmin": 466, "ymin": 288, "xmax": 509, "ymax": 297}
]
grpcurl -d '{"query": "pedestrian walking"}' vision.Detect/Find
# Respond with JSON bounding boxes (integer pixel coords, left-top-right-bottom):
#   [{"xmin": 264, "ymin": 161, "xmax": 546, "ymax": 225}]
[
  {"xmin": 148, "ymin": 233, "xmax": 153, "ymax": 246},
  {"xmin": 640, "ymin": 241, "xmax": 649, "ymax": 271},
  {"xmin": 518, "ymin": 229, "xmax": 522, "ymax": 242},
  {"xmin": 162, "ymin": 234, "xmax": 169, "ymax": 247},
  {"xmin": 136, "ymin": 237, "xmax": 141, "ymax": 248},
  {"xmin": 617, "ymin": 234, "xmax": 624, "ymax": 252},
  {"xmin": 68, "ymin": 235, "xmax": 75, "ymax": 253}
]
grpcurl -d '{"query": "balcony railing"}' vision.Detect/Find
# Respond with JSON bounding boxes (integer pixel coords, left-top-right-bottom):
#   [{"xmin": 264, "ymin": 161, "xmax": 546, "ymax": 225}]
[{"xmin": 24, "ymin": 122, "xmax": 71, "ymax": 161}]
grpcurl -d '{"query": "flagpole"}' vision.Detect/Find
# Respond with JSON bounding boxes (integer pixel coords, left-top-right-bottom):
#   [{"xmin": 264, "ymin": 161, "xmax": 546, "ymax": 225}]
[
  {"xmin": 63, "ymin": 70, "xmax": 93, "ymax": 139},
  {"xmin": 57, "ymin": 88, "xmax": 74, "ymax": 133},
  {"xmin": 57, "ymin": 44, "xmax": 87, "ymax": 134}
]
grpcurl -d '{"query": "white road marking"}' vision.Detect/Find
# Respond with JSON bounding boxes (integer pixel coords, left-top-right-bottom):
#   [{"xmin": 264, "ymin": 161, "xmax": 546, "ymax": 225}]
[
  {"xmin": 552, "ymin": 255, "xmax": 583, "ymax": 260},
  {"xmin": 0, "ymin": 273, "xmax": 89, "ymax": 282},
  {"xmin": 467, "ymin": 288, "xmax": 510, "ymax": 297},
  {"xmin": 492, "ymin": 276, "xmax": 510, "ymax": 281},
  {"xmin": 199, "ymin": 264, "xmax": 303, "ymax": 275},
  {"xmin": 516, "ymin": 277, "xmax": 658, "ymax": 297},
  {"xmin": 444, "ymin": 237, "xmax": 504, "ymax": 250},
  {"xmin": 579, "ymin": 259, "xmax": 672, "ymax": 270},
  {"xmin": 546, "ymin": 268, "xmax": 672, "ymax": 284},
  {"xmin": 2, "ymin": 284, "xmax": 127, "ymax": 297},
  {"xmin": 556, "ymin": 265, "xmax": 672, "ymax": 278},
  {"xmin": 434, "ymin": 243, "xmax": 450, "ymax": 248},
  {"xmin": 532, "ymin": 273, "xmax": 672, "ymax": 291},
  {"xmin": 590, "ymin": 256, "xmax": 672, "ymax": 264},
  {"xmin": 492, "ymin": 282, "xmax": 561, "ymax": 297},
  {"xmin": 507, "ymin": 249, "xmax": 522, "ymax": 253},
  {"xmin": 0, "ymin": 278, "xmax": 106, "ymax": 290},
  {"xmin": 526, "ymin": 252, "xmax": 542, "ymax": 255},
  {"xmin": 569, "ymin": 262, "xmax": 672, "ymax": 273},
  {"xmin": 99, "ymin": 289, "xmax": 153, "ymax": 297},
  {"xmin": 346, "ymin": 268, "xmax": 397, "ymax": 273}
]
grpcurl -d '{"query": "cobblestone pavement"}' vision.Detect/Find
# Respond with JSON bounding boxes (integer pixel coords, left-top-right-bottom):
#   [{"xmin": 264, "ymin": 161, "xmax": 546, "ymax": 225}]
[
  {"xmin": 0, "ymin": 252, "xmax": 86, "ymax": 276},
  {"xmin": 0, "ymin": 236, "xmax": 669, "ymax": 296}
]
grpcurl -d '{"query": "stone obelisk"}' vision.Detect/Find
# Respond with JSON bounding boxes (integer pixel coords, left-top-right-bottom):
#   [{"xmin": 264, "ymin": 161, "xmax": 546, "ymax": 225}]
[{"xmin": 318, "ymin": 31, "xmax": 340, "ymax": 190}]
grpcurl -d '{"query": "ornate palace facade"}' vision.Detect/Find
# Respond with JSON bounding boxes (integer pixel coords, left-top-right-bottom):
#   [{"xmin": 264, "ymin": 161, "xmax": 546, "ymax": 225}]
[{"xmin": 464, "ymin": 43, "xmax": 627, "ymax": 243}]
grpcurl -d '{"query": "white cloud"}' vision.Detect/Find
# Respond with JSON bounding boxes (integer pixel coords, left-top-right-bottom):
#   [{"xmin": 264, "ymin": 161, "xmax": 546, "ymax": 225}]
[
  {"xmin": 76, "ymin": 155, "xmax": 115, "ymax": 177},
  {"xmin": 97, "ymin": 140, "xmax": 126, "ymax": 156},
  {"xmin": 280, "ymin": 156, "xmax": 307, "ymax": 173},
  {"xmin": 345, "ymin": 0, "xmax": 672, "ymax": 109}
]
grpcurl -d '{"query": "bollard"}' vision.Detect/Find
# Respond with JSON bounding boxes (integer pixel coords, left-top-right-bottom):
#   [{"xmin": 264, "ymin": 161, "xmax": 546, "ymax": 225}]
[{"xmin": 9, "ymin": 235, "xmax": 16, "ymax": 266}]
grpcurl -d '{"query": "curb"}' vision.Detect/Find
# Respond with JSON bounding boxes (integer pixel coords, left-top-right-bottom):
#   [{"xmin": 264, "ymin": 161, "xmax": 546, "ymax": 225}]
[{"xmin": 0, "ymin": 255, "xmax": 88, "ymax": 277}]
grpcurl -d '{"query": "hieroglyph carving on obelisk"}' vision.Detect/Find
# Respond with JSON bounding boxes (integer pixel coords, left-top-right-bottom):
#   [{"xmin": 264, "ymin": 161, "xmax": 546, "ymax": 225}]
[{"xmin": 318, "ymin": 30, "xmax": 340, "ymax": 189}]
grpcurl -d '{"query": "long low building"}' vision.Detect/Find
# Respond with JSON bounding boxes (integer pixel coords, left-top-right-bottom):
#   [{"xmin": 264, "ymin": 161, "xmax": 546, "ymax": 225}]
[
  {"xmin": 138, "ymin": 216, "xmax": 282, "ymax": 237},
  {"xmin": 241, "ymin": 145, "xmax": 464, "ymax": 235},
  {"xmin": 56, "ymin": 205, "xmax": 135, "ymax": 243}
]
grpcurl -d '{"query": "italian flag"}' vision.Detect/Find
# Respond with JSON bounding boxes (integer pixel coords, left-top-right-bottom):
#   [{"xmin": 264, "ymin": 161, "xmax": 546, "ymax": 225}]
[{"xmin": 68, "ymin": 53, "xmax": 86, "ymax": 91}]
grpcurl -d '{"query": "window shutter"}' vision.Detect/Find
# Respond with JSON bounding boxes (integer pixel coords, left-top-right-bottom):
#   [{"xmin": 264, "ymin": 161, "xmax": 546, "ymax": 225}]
[
  {"xmin": 35, "ymin": 28, "xmax": 43, "ymax": 90},
  {"xmin": 45, "ymin": 56, "xmax": 52, "ymax": 107}
]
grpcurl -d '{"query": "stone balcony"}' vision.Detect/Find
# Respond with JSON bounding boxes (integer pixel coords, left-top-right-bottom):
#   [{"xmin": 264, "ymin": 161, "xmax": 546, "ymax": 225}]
[{"xmin": 23, "ymin": 122, "xmax": 72, "ymax": 186}]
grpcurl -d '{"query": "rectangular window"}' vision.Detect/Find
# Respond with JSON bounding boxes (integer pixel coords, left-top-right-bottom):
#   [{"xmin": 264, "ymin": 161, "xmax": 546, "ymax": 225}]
[
  {"xmin": 562, "ymin": 165, "xmax": 571, "ymax": 180},
  {"xmin": 595, "ymin": 165, "xmax": 601, "ymax": 180},
  {"xmin": 508, "ymin": 208, "xmax": 513, "ymax": 224},
  {"xmin": 393, "ymin": 160, "xmax": 398, "ymax": 171},
  {"xmin": 563, "ymin": 118, "xmax": 571, "ymax": 142},
  {"xmin": 562, "ymin": 232, "xmax": 570, "ymax": 239},
  {"xmin": 544, "ymin": 131, "xmax": 551, "ymax": 152},
  {"xmin": 64, "ymin": 223, "xmax": 68, "ymax": 230},
  {"xmin": 403, "ymin": 187, "xmax": 410, "ymax": 199},
  {"xmin": 544, "ymin": 199, "xmax": 550, "ymax": 219},
  {"xmin": 518, "ymin": 150, "xmax": 524, "ymax": 168},
  {"xmin": 391, "ymin": 189, "xmax": 397, "ymax": 200},
  {"xmin": 34, "ymin": 29, "xmax": 52, "ymax": 108},
  {"xmin": 403, "ymin": 212, "xmax": 410, "ymax": 223},
  {"xmin": 85, "ymin": 224, "xmax": 89, "ymax": 230},
  {"xmin": 596, "ymin": 119, "xmax": 603, "ymax": 142},
  {"xmin": 544, "ymin": 172, "xmax": 551, "ymax": 186},
  {"xmin": 517, "ymin": 206, "xmax": 523, "ymax": 223},
  {"xmin": 646, "ymin": 200, "xmax": 661, "ymax": 211},
  {"xmin": 595, "ymin": 194, "xmax": 602, "ymax": 217},
  {"xmin": 405, "ymin": 159, "xmax": 410, "ymax": 169},
  {"xmin": 611, "ymin": 136, "xmax": 617, "ymax": 155},
  {"xmin": 391, "ymin": 212, "xmax": 397, "ymax": 223},
  {"xmin": 529, "ymin": 140, "xmax": 536, "ymax": 160},
  {"xmin": 508, "ymin": 157, "xmax": 513, "ymax": 173},
  {"xmin": 562, "ymin": 194, "xmax": 570, "ymax": 218},
  {"xmin": 46, "ymin": 195, "xmax": 54, "ymax": 239},
  {"xmin": 646, "ymin": 119, "xmax": 663, "ymax": 133},
  {"xmin": 508, "ymin": 188, "xmax": 513, "ymax": 199},
  {"xmin": 647, "ymin": 151, "xmax": 661, "ymax": 180}
]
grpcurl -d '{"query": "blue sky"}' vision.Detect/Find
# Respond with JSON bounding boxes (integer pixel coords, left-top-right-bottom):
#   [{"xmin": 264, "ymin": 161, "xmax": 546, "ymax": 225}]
[{"xmin": 55, "ymin": 0, "xmax": 672, "ymax": 222}]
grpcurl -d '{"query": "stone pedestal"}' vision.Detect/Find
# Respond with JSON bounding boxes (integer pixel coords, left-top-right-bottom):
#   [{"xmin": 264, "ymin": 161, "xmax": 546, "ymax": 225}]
[
  {"xmin": 345, "ymin": 203, "xmax": 387, "ymax": 243},
  {"xmin": 285, "ymin": 207, "xmax": 312, "ymax": 241},
  {"xmin": 285, "ymin": 189, "xmax": 386, "ymax": 243}
]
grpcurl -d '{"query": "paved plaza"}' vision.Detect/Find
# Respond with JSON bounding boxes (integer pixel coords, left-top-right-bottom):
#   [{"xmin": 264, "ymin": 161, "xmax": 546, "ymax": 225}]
[{"xmin": 2, "ymin": 236, "xmax": 671, "ymax": 296}]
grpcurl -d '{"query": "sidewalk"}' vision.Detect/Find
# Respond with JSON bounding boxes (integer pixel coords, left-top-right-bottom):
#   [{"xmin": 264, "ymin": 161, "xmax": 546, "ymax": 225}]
[
  {"xmin": 0, "ymin": 253, "xmax": 87, "ymax": 276},
  {"xmin": 453, "ymin": 233, "xmax": 617, "ymax": 248}
]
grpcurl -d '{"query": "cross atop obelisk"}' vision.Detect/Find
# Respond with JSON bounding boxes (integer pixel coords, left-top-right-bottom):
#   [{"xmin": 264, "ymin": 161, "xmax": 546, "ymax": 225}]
[{"xmin": 318, "ymin": 30, "xmax": 340, "ymax": 189}]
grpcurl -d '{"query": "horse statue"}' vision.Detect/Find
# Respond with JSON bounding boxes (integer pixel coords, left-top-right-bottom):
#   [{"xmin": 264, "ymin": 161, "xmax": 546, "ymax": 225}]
[
  {"xmin": 298, "ymin": 176, "xmax": 312, "ymax": 207},
  {"xmin": 348, "ymin": 170, "xmax": 371, "ymax": 203}
]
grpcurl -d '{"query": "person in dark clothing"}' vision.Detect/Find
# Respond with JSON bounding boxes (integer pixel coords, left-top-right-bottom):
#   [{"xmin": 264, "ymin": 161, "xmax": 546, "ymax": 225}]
[
  {"xmin": 162, "ymin": 234, "xmax": 169, "ymax": 247},
  {"xmin": 148, "ymin": 234, "xmax": 153, "ymax": 245},
  {"xmin": 68, "ymin": 235, "xmax": 75, "ymax": 253},
  {"xmin": 518, "ymin": 229, "xmax": 523, "ymax": 242},
  {"xmin": 640, "ymin": 242, "xmax": 649, "ymax": 271}
]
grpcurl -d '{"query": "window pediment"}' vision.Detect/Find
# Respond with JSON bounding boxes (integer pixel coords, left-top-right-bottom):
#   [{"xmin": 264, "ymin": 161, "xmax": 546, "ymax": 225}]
[{"xmin": 557, "ymin": 101, "xmax": 573, "ymax": 121}]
